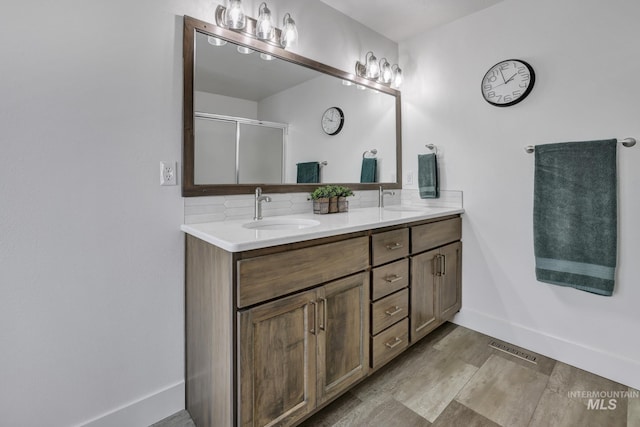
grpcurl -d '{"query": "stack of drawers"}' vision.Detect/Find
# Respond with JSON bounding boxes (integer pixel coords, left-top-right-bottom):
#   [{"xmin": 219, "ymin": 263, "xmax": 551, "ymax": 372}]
[{"xmin": 370, "ymin": 228, "xmax": 410, "ymax": 369}]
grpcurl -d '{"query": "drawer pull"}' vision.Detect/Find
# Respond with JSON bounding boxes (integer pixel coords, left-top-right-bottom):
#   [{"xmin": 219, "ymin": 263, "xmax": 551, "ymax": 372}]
[
  {"xmin": 385, "ymin": 242, "xmax": 404, "ymax": 250},
  {"xmin": 384, "ymin": 274, "xmax": 403, "ymax": 283},
  {"xmin": 385, "ymin": 306, "xmax": 403, "ymax": 316},
  {"xmin": 385, "ymin": 337, "xmax": 403, "ymax": 349}
]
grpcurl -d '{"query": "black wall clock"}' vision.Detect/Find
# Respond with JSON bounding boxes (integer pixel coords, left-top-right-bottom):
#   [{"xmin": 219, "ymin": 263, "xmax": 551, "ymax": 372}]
[
  {"xmin": 321, "ymin": 107, "xmax": 344, "ymax": 135},
  {"xmin": 481, "ymin": 59, "xmax": 535, "ymax": 107}
]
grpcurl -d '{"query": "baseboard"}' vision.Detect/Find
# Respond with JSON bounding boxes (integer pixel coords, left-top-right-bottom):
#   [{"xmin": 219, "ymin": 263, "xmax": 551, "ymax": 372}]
[
  {"xmin": 453, "ymin": 308, "xmax": 640, "ymax": 391},
  {"xmin": 78, "ymin": 381, "xmax": 185, "ymax": 427}
]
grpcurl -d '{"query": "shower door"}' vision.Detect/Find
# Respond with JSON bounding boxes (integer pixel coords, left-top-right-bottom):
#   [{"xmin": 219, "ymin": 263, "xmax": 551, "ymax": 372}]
[{"xmin": 194, "ymin": 113, "xmax": 286, "ymax": 185}]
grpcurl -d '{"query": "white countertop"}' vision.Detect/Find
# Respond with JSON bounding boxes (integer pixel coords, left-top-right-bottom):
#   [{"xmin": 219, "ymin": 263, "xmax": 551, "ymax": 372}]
[{"xmin": 181, "ymin": 206, "xmax": 464, "ymax": 252}]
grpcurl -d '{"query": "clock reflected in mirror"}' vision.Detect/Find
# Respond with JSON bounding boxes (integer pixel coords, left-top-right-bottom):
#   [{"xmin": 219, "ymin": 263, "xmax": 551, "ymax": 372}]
[
  {"xmin": 321, "ymin": 106, "xmax": 344, "ymax": 135},
  {"xmin": 481, "ymin": 59, "xmax": 535, "ymax": 107}
]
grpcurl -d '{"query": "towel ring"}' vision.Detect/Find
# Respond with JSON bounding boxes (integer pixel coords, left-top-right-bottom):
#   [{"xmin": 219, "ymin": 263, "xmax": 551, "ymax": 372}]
[
  {"xmin": 425, "ymin": 144, "xmax": 438, "ymax": 155},
  {"xmin": 363, "ymin": 149, "xmax": 378, "ymax": 159}
]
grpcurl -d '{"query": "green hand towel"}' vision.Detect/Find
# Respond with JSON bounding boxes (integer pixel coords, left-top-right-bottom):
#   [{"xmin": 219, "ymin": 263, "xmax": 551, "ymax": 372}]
[
  {"xmin": 418, "ymin": 153, "xmax": 439, "ymax": 199},
  {"xmin": 297, "ymin": 162, "xmax": 320, "ymax": 183},
  {"xmin": 533, "ymin": 139, "xmax": 617, "ymax": 296},
  {"xmin": 360, "ymin": 158, "xmax": 377, "ymax": 183}
]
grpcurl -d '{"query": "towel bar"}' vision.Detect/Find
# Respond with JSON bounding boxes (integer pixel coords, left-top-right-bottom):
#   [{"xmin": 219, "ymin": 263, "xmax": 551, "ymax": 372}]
[{"xmin": 525, "ymin": 137, "xmax": 636, "ymax": 153}]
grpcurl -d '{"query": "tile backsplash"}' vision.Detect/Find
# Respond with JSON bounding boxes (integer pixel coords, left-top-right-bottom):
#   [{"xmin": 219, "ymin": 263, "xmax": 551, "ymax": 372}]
[{"xmin": 183, "ymin": 189, "xmax": 462, "ymax": 224}]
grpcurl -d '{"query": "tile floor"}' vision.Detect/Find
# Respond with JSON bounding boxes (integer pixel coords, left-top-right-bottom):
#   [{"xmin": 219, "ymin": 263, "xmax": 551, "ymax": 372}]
[{"xmin": 153, "ymin": 322, "xmax": 640, "ymax": 427}]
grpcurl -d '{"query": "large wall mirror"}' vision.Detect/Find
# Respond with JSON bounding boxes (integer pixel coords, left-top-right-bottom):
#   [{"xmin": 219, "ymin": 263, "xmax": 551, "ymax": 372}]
[{"xmin": 183, "ymin": 15, "xmax": 402, "ymax": 196}]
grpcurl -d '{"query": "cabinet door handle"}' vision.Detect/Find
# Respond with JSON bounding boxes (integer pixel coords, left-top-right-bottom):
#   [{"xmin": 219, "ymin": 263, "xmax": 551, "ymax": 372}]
[
  {"xmin": 309, "ymin": 301, "xmax": 317, "ymax": 335},
  {"xmin": 319, "ymin": 298, "xmax": 327, "ymax": 331},
  {"xmin": 384, "ymin": 274, "xmax": 403, "ymax": 283},
  {"xmin": 385, "ymin": 242, "xmax": 404, "ymax": 250},
  {"xmin": 385, "ymin": 306, "xmax": 403, "ymax": 316},
  {"xmin": 385, "ymin": 337, "xmax": 403, "ymax": 349},
  {"xmin": 433, "ymin": 255, "xmax": 441, "ymax": 277},
  {"xmin": 441, "ymin": 254, "xmax": 446, "ymax": 276}
]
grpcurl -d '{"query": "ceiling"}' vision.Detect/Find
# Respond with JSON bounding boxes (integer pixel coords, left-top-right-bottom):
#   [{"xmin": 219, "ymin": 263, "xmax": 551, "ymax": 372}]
[{"xmin": 319, "ymin": 0, "xmax": 506, "ymax": 42}]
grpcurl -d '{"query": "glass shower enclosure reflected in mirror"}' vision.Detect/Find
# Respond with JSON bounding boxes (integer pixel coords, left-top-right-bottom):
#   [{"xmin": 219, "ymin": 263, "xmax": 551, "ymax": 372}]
[{"xmin": 194, "ymin": 113, "xmax": 285, "ymax": 184}]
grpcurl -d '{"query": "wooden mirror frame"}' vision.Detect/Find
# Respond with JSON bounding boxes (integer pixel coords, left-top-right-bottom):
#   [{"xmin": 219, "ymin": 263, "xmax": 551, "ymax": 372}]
[{"xmin": 183, "ymin": 15, "xmax": 402, "ymax": 196}]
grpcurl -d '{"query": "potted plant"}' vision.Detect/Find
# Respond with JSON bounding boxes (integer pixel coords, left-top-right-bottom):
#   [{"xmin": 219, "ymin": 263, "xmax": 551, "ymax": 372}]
[
  {"xmin": 335, "ymin": 185, "xmax": 354, "ymax": 212},
  {"xmin": 310, "ymin": 186, "xmax": 331, "ymax": 214},
  {"xmin": 310, "ymin": 185, "xmax": 354, "ymax": 214},
  {"xmin": 326, "ymin": 185, "xmax": 340, "ymax": 213}
]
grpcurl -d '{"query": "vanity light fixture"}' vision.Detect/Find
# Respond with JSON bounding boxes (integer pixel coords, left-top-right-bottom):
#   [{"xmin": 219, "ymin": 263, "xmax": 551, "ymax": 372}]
[
  {"xmin": 255, "ymin": 2, "xmax": 274, "ymax": 40},
  {"xmin": 281, "ymin": 13, "xmax": 298, "ymax": 48},
  {"xmin": 214, "ymin": 4, "xmax": 299, "ymax": 50},
  {"xmin": 224, "ymin": 0, "xmax": 246, "ymax": 30},
  {"xmin": 355, "ymin": 51, "xmax": 403, "ymax": 89}
]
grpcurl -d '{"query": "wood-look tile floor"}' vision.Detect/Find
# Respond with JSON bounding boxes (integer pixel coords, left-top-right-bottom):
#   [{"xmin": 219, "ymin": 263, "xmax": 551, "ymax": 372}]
[{"xmin": 154, "ymin": 323, "xmax": 640, "ymax": 427}]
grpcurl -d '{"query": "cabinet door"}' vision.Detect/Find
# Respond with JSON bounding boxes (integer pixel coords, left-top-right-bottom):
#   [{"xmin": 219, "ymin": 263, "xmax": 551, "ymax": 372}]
[
  {"xmin": 316, "ymin": 273, "xmax": 370, "ymax": 405},
  {"xmin": 238, "ymin": 290, "xmax": 317, "ymax": 427},
  {"xmin": 439, "ymin": 242, "xmax": 462, "ymax": 320},
  {"xmin": 410, "ymin": 249, "xmax": 438, "ymax": 342}
]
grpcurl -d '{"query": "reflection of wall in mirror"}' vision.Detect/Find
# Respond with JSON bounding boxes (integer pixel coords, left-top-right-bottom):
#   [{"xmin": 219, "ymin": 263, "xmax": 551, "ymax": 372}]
[{"xmin": 258, "ymin": 74, "xmax": 396, "ymax": 184}]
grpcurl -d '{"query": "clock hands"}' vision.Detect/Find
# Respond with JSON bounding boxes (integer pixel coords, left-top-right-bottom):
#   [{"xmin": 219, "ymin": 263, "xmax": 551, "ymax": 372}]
[
  {"xmin": 490, "ymin": 72, "xmax": 519, "ymax": 88},
  {"xmin": 504, "ymin": 72, "xmax": 518, "ymax": 83},
  {"xmin": 499, "ymin": 68, "xmax": 507, "ymax": 83}
]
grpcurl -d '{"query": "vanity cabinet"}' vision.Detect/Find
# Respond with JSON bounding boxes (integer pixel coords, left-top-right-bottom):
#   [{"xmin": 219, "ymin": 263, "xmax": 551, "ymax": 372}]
[
  {"xmin": 410, "ymin": 218, "xmax": 462, "ymax": 343},
  {"xmin": 185, "ymin": 214, "xmax": 461, "ymax": 427},
  {"xmin": 238, "ymin": 273, "xmax": 369, "ymax": 427},
  {"xmin": 186, "ymin": 233, "xmax": 370, "ymax": 427}
]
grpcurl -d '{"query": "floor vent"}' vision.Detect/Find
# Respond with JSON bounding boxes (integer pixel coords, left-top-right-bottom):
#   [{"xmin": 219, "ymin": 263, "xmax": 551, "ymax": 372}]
[{"xmin": 488, "ymin": 340, "xmax": 538, "ymax": 364}]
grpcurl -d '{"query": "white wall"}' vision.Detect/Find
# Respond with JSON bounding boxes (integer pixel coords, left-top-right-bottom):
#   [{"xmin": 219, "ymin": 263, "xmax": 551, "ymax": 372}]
[
  {"xmin": 400, "ymin": 0, "xmax": 640, "ymax": 389},
  {"xmin": 0, "ymin": 1, "xmax": 397, "ymax": 426}
]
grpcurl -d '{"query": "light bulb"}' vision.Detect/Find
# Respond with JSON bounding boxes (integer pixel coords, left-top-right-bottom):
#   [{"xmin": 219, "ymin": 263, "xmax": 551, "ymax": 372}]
[
  {"xmin": 256, "ymin": 3, "xmax": 274, "ymax": 40},
  {"xmin": 281, "ymin": 13, "xmax": 298, "ymax": 48},
  {"xmin": 365, "ymin": 52, "xmax": 379, "ymax": 79},
  {"xmin": 225, "ymin": 0, "xmax": 246, "ymax": 30},
  {"xmin": 392, "ymin": 65, "xmax": 403, "ymax": 88}
]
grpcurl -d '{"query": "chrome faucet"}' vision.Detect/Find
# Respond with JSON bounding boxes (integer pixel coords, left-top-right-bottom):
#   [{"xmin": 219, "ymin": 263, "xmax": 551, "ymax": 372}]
[
  {"xmin": 379, "ymin": 186, "xmax": 395, "ymax": 208},
  {"xmin": 254, "ymin": 187, "xmax": 271, "ymax": 220}
]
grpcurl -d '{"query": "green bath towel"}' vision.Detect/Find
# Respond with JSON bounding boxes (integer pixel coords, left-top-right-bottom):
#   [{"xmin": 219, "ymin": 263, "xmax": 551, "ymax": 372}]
[
  {"xmin": 360, "ymin": 158, "xmax": 377, "ymax": 183},
  {"xmin": 418, "ymin": 153, "xmax": 439, "ymax": 199},
  {"xmin": 297, "ymin": 162, "xmax": 320, "ymax": 183},
  {"xmin": 533, "ymin": 139, "xmax": 617, "ymax": 296}
]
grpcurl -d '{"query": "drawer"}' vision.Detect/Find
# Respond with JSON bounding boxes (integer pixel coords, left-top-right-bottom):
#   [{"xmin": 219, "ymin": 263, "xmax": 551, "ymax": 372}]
[
  {"xmin": 371, "ymin": 259, "xmax": 409, "ymax": 300},
  {"xmin": 371, "ymin": 228, "xmax": 409, "ymax": 266},
  {"xmin": 411, "ymin": 217, "xmax": 461, "ymax": 254},
  {"xmin": 237, "ymin": 236, "xmax": 369, "ymax": 308},
  {"xmin": 371, "ymin": 318, "xmax": 409, "ymax": 370},
  {"xmin": 371, "ymin": 289, "xmax": 408, "ymax": 335}
]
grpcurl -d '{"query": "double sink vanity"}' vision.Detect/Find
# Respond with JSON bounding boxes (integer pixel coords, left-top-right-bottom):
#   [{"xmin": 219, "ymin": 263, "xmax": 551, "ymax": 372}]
[
  {"xmin": 181, "ymin": 204, "xmax": 463, "ymax": 426},
  {"xmin": 181, "ymin": 13, "xmax": 463, "ymax": 427}
]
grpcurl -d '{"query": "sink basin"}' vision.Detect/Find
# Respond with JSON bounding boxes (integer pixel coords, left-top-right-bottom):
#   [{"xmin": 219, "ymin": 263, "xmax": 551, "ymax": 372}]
[
  {"xmin": 384, "ymin": 205, "xmax": 428, "ymax": 212},
  {"xmin": 243, "ymin": 218, "xmax": 321, "ymax": 230}
]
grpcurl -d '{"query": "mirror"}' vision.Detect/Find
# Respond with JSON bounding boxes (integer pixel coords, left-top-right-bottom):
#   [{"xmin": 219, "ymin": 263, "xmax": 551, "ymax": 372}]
[{"xmin": 183, "ymin": 15, "xmax": 402, "ymax": 196}]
